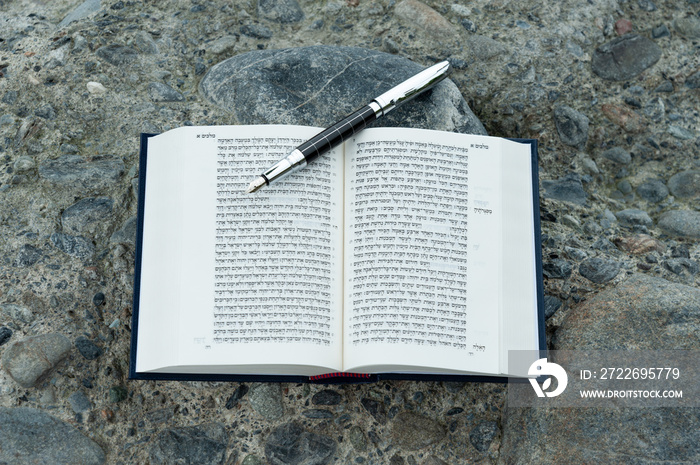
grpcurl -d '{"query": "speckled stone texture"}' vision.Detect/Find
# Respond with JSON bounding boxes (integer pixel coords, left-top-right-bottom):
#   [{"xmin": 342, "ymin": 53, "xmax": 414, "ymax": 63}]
[{"xmin": 1, "ymin": 0, "xmax": 699, "ymax": 463}]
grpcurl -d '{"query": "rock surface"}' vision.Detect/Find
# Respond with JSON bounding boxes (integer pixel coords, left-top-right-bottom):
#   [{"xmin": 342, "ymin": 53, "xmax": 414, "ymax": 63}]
[
  {"xmin": 502, "ymin": 274, "xmax": 700, "ymax": 464},
  {"xmin": 265, "ymin": 422, "xmax": 336, "ymax": 465},
  {"xmin": 0, "ymin": 407, "xmax": 105, "ymax": 464},
  {"xmin": 150, "ymin": 423, "xmax": 228, "ymax": 465},
  {"xmin": 555, "ymin": 274, "xmax": 700, "ymax": 350},
  {"xmin": 0, "ymin": 0, "xmax": 699, "ymax": 463}
]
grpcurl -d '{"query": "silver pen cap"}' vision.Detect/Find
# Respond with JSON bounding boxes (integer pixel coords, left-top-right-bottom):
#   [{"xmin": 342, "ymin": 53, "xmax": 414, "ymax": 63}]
[{"xmin": 371, "ymin": 60, "xmax": 451, "ymax": 117}]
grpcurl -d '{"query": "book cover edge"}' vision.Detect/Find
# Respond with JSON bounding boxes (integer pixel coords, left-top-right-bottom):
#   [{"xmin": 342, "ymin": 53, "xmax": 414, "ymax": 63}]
[
  {"xmin": 508, "ymin": 138, "xmax": 546, "ymax": 356},
  {"xmin": 128, "ymin": 134, "xmax": 544, "ymax": 383},
  {"xmin": 128, "ymin": 133, "xmax": 156, "ymax": 380}
]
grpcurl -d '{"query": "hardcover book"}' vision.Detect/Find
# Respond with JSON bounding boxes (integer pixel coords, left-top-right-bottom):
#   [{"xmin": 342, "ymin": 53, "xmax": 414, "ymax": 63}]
[{"xmin": 129, "ymin": 125, "xmax": 544, "ymax": 383}]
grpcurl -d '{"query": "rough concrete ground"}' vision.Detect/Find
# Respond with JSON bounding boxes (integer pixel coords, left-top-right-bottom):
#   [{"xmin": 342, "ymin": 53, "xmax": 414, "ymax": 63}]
[{"xmin": 1, "ymin": 0, "xmax": 699, "ymax": 464}]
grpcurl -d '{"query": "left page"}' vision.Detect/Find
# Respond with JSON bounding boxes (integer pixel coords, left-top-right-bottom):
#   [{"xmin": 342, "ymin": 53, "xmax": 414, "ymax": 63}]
[{"xmin": 135, "ymin": 125, "xmax": 344, "ymax": 376}]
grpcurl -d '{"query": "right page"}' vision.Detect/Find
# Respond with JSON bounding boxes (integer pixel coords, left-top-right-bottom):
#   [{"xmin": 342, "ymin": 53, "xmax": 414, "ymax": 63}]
[{"xmin": 343, "ymin": 127, "xmax": 538, "ymax": 375}]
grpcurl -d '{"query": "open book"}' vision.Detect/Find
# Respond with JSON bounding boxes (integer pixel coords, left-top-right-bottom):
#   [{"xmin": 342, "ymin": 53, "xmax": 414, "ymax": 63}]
[{"xmin": 129, "ymin": 125, "xmax": 544, "ymax": 383}]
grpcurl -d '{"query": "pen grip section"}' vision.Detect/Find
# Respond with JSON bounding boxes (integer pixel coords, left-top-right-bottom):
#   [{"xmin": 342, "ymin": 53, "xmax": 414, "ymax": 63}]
[{"xmin": 298, "ymin": 105, "xmax": 377, "ymax": 162}]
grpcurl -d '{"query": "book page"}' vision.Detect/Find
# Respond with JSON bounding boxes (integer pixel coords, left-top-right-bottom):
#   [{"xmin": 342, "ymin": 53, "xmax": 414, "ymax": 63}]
[
  {"xmin": 136, "ymin": 125, "xmax": 344, "ymax": 375},
  {"xmin": 343, "ymin": 128, "xmax": 503, "ymax": 374},
  {"xmin": 500, "ymin": 145, "xmax": 539, "ymax": 373}
]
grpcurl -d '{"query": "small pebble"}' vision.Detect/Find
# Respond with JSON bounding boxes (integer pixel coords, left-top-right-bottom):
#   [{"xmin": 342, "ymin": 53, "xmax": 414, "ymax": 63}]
[
  {"xmin": 602, "ymin": 147, "xmax": 631, "ymax": 164},
  {"xmin": 615, "ymin": 19, "xmax": 633, "ymax": 35},
  {"xmin": 87, "ymin": 82, "xmax": 107, "ymax": 94},
  {"xmin": 75, "ymin": 336, "xmax": 103, "ymax": 360},
  {"xmin": 0, "ymin": 327, "xmax": 12, "ymax": 346},
  {"xmin": 93, "ymin": 292, "xmax": 105, "ymax": 306},
  {"xmin": 553, "ymin": 105, "xmax": 589, "ymax": 148},
  {"xmin": 615, "ymin": 209, "xmax": 653, "ymax": 228},
  {"xmin": 109, "ymin": 386, "xmax": 128, "ymax": 403},
  {"xmin": 578, "ymin": 258, "xmax": 621, "ymax": 283},
  {"xmin": 601, "ymin": 104, "xmax": 646, "ymax": 132},
  {"xmin": 312, "ymin": 389, "xmax": 342, "ymax": 405}
]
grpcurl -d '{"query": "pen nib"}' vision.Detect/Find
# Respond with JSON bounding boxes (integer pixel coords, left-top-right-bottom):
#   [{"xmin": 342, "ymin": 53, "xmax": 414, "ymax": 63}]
[{"xmin": 246, "ymin": 177, "xmax": 266, "ymax": 194}]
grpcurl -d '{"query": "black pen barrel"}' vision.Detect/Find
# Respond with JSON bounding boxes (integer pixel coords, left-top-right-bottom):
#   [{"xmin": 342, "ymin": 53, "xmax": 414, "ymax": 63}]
[{"xmin": 297, "ymin": 105, "xmax": 377, "ymax": 162}]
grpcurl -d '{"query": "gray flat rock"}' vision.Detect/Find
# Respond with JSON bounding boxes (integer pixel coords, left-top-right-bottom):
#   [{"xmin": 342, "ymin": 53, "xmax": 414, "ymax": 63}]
[
  {"xmin": 249, "ymin": 383, "xmax": 284, "ymax": 420},
  {"xmin": 150, "ymin": 423, "xmax": 228, "ymax": 465},
  {"xmin": 50, "ymin": 233, "xmax": 95, "ymax": 260},
  {"xmin": 258, "ymin": 0, "xmax": 304, "ymax": 23},
  {"xmin": 61, "ymin": 197, "xmax": 114, "ymax": 236},
  {"xmin": 1, "ymin": 333, "xmax": 72, "ymax": 388},
  {"xmin": 0, "ymin": 407, "xmax": 105, "ymax": 464},
  {"xmin": 38, "ymin": 154, "xmax": 125, "ymax": 193},
  {"xmin": 542, "ymin": 173, "xmax": 588, "ymax": 205},
  {"xmin": 667, "ymin": 170, "xmax": 700, "ymax": 198},
  {"xmin": 591, "ymin": 34, "xmax": 662, "ymax": 81},
  {"xmin": 199, "ymin": 46, "xmax": 486, "ymax": 135},
  {"xmin": 658, "ymin": 210, "xmax": 700, "ymax": 238},
  {"xmin": 577, "ymin": 257, "xmax": 621, "ymax": 284},
  {"xmin": 390, "ymin": 411, "xmax": 446, "ymax": 451},
  {"xmin": 502, "ymin": 406, "xmax": 699, "ymax": 464},
  {"xmin": 265, "ymin": 422, "xmax": 336, "ymax": 465},
  {"xmin": 109, "ymin": 216, "xmax": 138, "ymax": 245},
  {"xmin": 57, "ymin": 0, "xmax": 102, "ymax": 29}
]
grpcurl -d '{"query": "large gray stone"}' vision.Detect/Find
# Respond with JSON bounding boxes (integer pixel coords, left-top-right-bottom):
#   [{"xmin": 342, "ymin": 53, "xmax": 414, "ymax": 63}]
[
  {"xmin": 95, "ymin": 45, "xmax": 139, "ymax": 66},
  {"xmin": 614, "ymin": 208, "xmax": 652, "ymax": 228},
  {"xmin": 555, "ymin": 274, "xmax": 700, "ymax": 350},
  {"xmin": 13, "ymin": 244, "xmax": 43, "ymax": 267},
  {"xmin": 0, "ymin": 303, "xmax": 33, "ymax": 324},
  {"xmin": 501, "ymin": 407, "xmax": 699, "ymax": 464},
  {"xmin": 673, "ymin": 16, "xmax": 700, "ymax": 39},
  {"xmin": 577, "ymin": 257, "xmax": 621, "ymax": 284},
  {"xmin": 258, "ymin": 0, "xmax": 304, "ymax": 23},
  {"xmin": 0, "ymin": 407, "xmax": 105, "ymax": 464},
  {"xmin": 109, "ymin": 216, "xmax": 138, "ymax": 245},
  {"xmin": 199, "ymin": 46, "xmax": 486, "ymax": 135},
  {"xmin": 50, "ymin": 233, "xmax": 95, "ymax": 260},
  {"xmin": 1, "ymin": 333, "xmax": 72, "ymax": 387},
  {"xmin": 636, "ymin": 178, "xmax": 668, "ymax": 203},
  {"xmin": 464, "ymin": 35, "xmax": 508, "ymax": 60},
  {"xmin": 501, "ymin": 274, "xmax": 700, "ymax": 464}
]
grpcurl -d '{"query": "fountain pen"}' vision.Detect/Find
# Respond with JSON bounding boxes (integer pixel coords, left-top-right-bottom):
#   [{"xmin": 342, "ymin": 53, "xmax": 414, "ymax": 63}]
[{"xmin": 245, "ymin": 60, "xmax": 451, "ymax": 193}]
